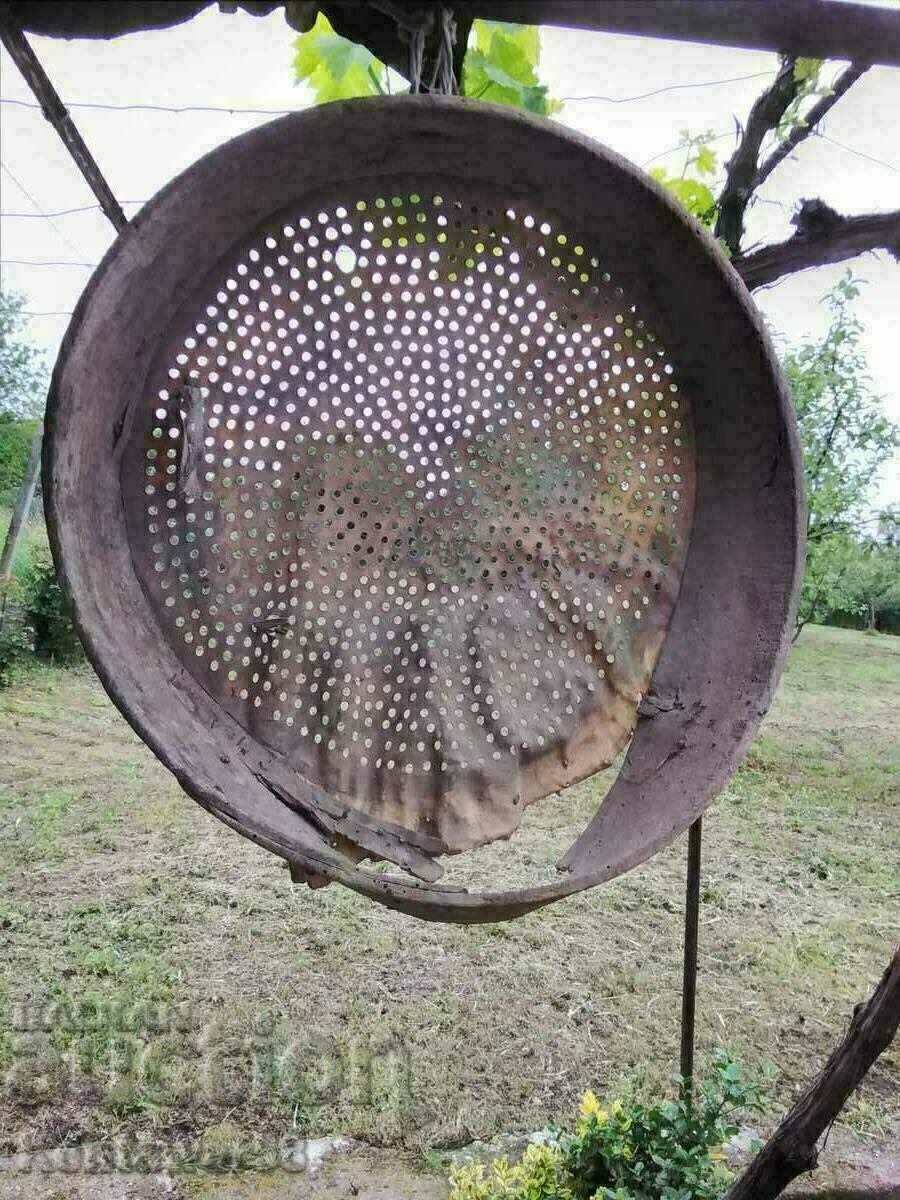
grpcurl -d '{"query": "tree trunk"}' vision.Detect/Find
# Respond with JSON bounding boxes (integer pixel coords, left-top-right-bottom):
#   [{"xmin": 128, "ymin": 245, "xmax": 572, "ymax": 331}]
[{"xmin": 725, "ymin": 946, "xmax": 900, "ymax": 1200}]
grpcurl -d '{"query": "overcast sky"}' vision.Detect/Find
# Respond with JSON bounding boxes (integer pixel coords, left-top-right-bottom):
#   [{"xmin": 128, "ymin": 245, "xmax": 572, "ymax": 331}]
[{"xmin": 1, "ymin": 5, "xmax": 898, "ymax": 505}]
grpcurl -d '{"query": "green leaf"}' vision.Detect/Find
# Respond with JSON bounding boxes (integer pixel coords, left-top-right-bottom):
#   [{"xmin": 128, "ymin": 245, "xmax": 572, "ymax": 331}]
[
  {"xmin": 462, "ymin": 21, "xmax": 561, "ymax": 115},
  {"xmin": 694, "ymin": 144, "xmax": 717, "ymax": 176},
  {"xmin": 293, "ymin": 12, "xmax": 384, "ymax": 102},
  {"xmin": 471, "ymin": 20, "xmax": 539, "ymax": 63},
  {"xmin": 293, "ymin": 14, "xmax": 559, "ymax": 115},
  {"xmin": 648, "ymin": 169, "xmax": 717, "ymax": 226},
  {"xmin": 794, "ymin": 56, "xmax": 823, "ymax": 84}
]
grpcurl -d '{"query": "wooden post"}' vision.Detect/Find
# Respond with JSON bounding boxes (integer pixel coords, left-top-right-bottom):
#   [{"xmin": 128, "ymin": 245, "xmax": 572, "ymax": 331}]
[
  {"xmin": 0, "ymin": 427, "xmax": 42, "ymax": 637},
  {"xmin": 454, "ymin": 1, "xmax": 900, "ymax": 66},
  {"xmin": 680, "ymin": 816, "xmax": 703, "ymax": 1098},
  {"xmin": 726, "ymin": 945, "xmax": 900, "ymax": 1200}
]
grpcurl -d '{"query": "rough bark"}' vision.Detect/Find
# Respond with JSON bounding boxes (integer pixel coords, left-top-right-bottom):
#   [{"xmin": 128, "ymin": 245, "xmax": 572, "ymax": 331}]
[
  {"xmin": 6, "ymin": 1, "xmax": 900, "ymax": 67},
  {"xmin": 715, "ymin": 57, "xmax": 804, "ymax": 256},
  {"xmin": 754, "ymin": 63, "xmax": 869, "ymax": 190},
  {"xmin": 726, "ymin": 946, "xmax": 900, "ymax": 1200},
  {"xmin": 735, "ymin": 204, "xmax": 900, "ymax": 290}
]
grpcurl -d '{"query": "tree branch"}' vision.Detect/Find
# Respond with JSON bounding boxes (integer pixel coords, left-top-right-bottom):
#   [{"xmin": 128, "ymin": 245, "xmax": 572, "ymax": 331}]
[
  {"xmin": 754, "ymin": 63, "xmax": 870, "ymax": 190},
  {"xmin": 734, "ymin": 204, "xmax": 900, "ymax": 290},
  {"xmin": 725, "ymin": 945, "xmax": 900, "ymax": 1200},
  {"xmin": 714, "ymin": 57, "xmax": 803, "ymax": 256}
]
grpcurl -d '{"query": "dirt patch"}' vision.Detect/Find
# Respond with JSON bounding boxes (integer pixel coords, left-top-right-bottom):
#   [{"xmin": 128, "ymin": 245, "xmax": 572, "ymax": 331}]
[
  {"xmin": 787, "ymin": 1128, "xmax": 900, "ymax": 1198},
  {"xmin": 0, "ymin": 1145, "xmax": 446, "ymax": 1200},
  {"xmin": 1, "ymin": 1134, "xmax": 899, "ymax": 1200}
]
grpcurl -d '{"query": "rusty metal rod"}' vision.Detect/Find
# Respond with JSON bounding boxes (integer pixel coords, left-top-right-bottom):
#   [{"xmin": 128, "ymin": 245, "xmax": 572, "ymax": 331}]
[
  {"xmin": 680, "ymin": 816, "xmax": 703, "ymax": 1097},
  {"xmin": 0, "ymin": 21, "xmax": 127, "ymax": 232}
]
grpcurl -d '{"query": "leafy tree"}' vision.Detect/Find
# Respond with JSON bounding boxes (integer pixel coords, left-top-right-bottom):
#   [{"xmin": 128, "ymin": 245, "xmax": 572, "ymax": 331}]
[
  {"xmin": 799, "ymin": 524, "xmax": 900, "ymax": 637},
  {"xmin": 784, "ymin": 275, "xmax": 900, "ymax": 638},
  {"xmin": 855, "ymin": 536, "xmax": 900, "ymax": 632},
  {"xmin": 794, "ymin": 530, "xmax": 866, "ymax": 635},
  {"xmin": 0, "ymin": 290, "xmax": 47, "ymax": 420},
  {"xmin": 0, "ymin": 412, "xmax": 41, "ymax": 500},
  {"xmin": 647, "ymin": 58, "xmax": 831, "ymax": 243},
  {"xmin": 294, "ymin": 14, "xmax": 559, "ymax": 114}
]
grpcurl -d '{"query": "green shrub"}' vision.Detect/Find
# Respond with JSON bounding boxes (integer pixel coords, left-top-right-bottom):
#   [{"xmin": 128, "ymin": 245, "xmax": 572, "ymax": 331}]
[
  {"xmin": 450, "ymin": 1143, "xmax": 569, "ymax": 1200},
  {"xmin": 0, "ymin": 604, "xmax": 32, "ymax": 688},
  {"xmin": 0, "ymin": 412, "xmax": 40, "ymax": 500},
  {"xmin": 19, "ymin": 557, "xmax": 83, "ymax": 665},
  {"xmin": 448, "ymin": 1052, "xmax": 767, "ymax": 1200},
  {"xmin": 0, "ymin": 507, "xmax": 82, "ymax": 686}
]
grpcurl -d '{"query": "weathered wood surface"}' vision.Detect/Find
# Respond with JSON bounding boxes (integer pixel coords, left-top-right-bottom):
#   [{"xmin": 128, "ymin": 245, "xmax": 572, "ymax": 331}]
[
  {"xmin": 726, "ymin": 945, "xmax": 900, "ymax": 1200},
  {"xmin": 7, "ymin": 0, "xmax": 900, "ymax": 67},
  {"xmin": 735, "ymin": 207, "xmax": 900, "ymax": 292},
  {"xmin": 752, "ymin": 63, "xmax": 870, "ymax": 193}
]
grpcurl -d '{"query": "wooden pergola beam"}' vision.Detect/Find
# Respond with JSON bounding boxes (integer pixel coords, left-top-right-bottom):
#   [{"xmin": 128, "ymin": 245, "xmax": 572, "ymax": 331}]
[
  {"xmin": 453, "ymin": 0, "xmax": 900, "ymax": 66},
  {"xmin": 5, "ymin": 1, "xmax": 900, "ymax": 68}
]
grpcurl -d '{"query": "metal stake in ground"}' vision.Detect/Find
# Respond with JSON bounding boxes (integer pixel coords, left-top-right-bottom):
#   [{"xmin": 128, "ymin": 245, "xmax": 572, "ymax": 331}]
[{"xmin": 680, "ymin": 816, "xmax": 703, "ymax": 1098}]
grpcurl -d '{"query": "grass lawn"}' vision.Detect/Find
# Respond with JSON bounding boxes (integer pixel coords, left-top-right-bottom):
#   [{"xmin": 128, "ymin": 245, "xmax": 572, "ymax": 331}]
[{"xmin": 0, "ymin": 624, "xmax": 898, "ymax": 1177}]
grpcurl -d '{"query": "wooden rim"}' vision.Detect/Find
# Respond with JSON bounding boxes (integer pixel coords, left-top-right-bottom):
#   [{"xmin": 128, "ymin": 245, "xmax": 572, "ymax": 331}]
[{"xmin": 45, "ymin": 97, "xmax": 804, "ymax": 922}]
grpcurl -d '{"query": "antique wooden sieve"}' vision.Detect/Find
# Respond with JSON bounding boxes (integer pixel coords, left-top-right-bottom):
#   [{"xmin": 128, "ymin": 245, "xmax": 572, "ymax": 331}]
[{"xmin": 45, "ymin": 98, "xmax": 804, "ymax": 922}]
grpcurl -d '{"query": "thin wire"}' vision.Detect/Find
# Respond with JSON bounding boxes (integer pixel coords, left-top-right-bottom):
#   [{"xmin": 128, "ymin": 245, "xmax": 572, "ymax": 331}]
[
  {"xmin": 640, "ymin": 130, "xmax": 736, "ymax": 169},
  {"xmin": 23, "ymin": 310, "xmax": 73, "ymax": 317},
  {"xmin": 0, "ymin": 70, "xmax": 778, "ymax": 113},
  {"xmin": 561, "ymin": 70, "xmax": 777, "ymax": 104},
  {"xmin": 815, "ymin": 131, "xmax": 900, "ymax": 174},
  {"xmin": 1, "ymin": 258, "xmax": 96, "ymax": 267},
  {"xmin": 0, "ymin": 160, "xmax": 87, "ymax": 258},
  {"xmin": 1, "ymin": 200, "xmax": 145, "ymax": 217},
  {"xmin": 0, "ymin": 95, "xmax": 299, "ymax": 116},
  {"xmin": 639, "ymin": 126, "xmax": 898, "ymax": 176}
]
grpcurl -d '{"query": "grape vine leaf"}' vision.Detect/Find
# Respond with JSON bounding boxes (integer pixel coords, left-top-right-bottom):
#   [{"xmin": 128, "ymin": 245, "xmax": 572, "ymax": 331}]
[
  {"xmin": 293, "ymin": 12, "xmax": 384, "ymax": 102},
  {"xmin": 462, "ymin": 22, "xmax": 561, "ymax": 114},
  {"xmin": 293, "ymin": 15, "xmax": 559, "ymax": 113}
]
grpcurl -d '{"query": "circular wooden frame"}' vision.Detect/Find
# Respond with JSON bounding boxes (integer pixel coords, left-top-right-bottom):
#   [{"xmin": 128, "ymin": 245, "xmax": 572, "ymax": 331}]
[{"xmin": 45, "ymin": 97, "xmax": 804, "ymax": 922}]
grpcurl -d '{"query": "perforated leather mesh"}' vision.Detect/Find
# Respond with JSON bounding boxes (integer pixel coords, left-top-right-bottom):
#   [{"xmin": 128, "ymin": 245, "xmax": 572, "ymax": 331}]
[{"xmin": 123, "ymin": 181, "xmax": 694, "ymax": 851}]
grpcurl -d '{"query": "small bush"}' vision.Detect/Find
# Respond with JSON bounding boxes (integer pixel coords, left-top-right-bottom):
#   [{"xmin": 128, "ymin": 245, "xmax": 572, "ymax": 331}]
[
  {"xmin": 0, "ymin": 412, "xmax": 40, "ymax": 498},
  {"xmin": 448, "ymin": 1052, "xmax": 767, "ymax": 1200},
  {"xmin": 0, "ymin": 604, "xmax": 32, "ymax": 688},
  {"xmin": 19, "ymin": 558, "xmax": 83, "ymax": 665},
  {"xmin": 0, "ymin": 538, "xmax": 83, "ymax": 685}
]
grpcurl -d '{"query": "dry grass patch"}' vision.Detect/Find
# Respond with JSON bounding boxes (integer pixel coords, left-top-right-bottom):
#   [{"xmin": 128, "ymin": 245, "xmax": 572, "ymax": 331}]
[{"xmin": 0, "ymin": 625, "xmax": 897, "ymax": 1166}]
